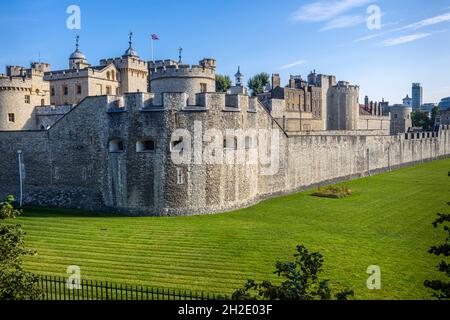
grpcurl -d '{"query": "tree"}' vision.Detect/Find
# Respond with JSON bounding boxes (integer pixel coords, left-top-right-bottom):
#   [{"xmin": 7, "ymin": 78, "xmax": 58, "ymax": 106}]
[
  {"xmin": 0, "ymin": 195, "xmax": 22, "ymax": 220},
  {"xmin": 0, "ymin": 224, "xmax": 42, "ymax": 300},
  {"xmin": 424, "ymin": 213, "xmax": 450, "ymax": 300},
  {"xmin": 216, "ymin": 74, "xmax": 232, "ymax": 93},
  {"xmin": 431, "ymin": 106, "xmax": 440, "ymax": 130},
  {"xmin": 412, "ymin": 110, "xmax": 432, "ymax": 130},
  {"xmin": 247, "ymin": 73, "xmax": 270, "ymax": 96},
  {"xmin": 232, "ymin": 245, "xmax": 354, "ymax": 300}
]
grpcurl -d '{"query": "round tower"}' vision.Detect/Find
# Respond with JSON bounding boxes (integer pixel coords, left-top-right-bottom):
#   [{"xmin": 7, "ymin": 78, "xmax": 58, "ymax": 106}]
[
  {"xmin": 390, "ymin": 105, "xmax": 412, "ymax": 134},
  {"xmin": 149, "ymin": 58, "xmax": 216, "ymax": 105},
  {"xmin": 328, "ymin": 81, "xmax": 360, "ymax": 131}
]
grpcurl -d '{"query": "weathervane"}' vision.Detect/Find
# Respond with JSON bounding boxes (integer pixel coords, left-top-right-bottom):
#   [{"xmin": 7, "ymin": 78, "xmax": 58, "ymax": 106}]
[
  {"xmin": 178, "ymin": 47, "xmax": 183, "ymax": 63},
  {"xmin": 128, "ymin": 32, "xmax": 134, "ymax": 48},
  {"xmin": 76, "ymin": 34, "xmax": 80, "ymax": 50}
]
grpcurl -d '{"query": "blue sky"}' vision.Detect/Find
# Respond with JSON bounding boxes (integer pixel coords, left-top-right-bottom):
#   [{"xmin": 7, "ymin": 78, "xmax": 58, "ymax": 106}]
[{"xmin": 0, "ymin": 0, "xmax": 449, "ymax": 104}]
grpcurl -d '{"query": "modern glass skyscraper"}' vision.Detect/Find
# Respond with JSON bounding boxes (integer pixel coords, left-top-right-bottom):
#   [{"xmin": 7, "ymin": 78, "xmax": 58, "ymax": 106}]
[{"xmin": 412, "ymin": 83, "xmax": 423, "ymax": 111}]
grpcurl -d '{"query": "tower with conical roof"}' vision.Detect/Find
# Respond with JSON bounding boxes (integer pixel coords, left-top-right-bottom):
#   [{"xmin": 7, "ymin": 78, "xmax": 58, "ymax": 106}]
[
  {"xmin": 101, "ymin": 32, "xmax": 148, "ymax": 94},
  {"xmin": 69, "ymin": 35, "xmax": 90, "ymax": 70}
]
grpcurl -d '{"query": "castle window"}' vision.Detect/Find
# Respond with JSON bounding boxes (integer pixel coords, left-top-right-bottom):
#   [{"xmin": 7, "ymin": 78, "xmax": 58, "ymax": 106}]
[
  {"xmin": 41, "ymin": 99, "xmax": 45, "ymax": 106},
  {"xmin": 25, "ymin": 95, "xmax": 30, "ymax": 104},
  {"xmin": 115, "ymin": 87, "xmax": 120, "ymax": 95},
  {"xmin": 51, "ymin": 87, "xmax": 55, "ymax": 96},
  {"xmin": 8, "ymin": 113, "xmax": 15, "ymax": 123},
  {"xmin": 109, "ymin": 139, "xmax": 125, "ymax": 153},
  {"xmin": 171, "ymin": 138, "xmax": 184, "ymax": 151},
  {"xmin": 76, "ymin": 85, "xmax": 82, "ymax": 94},
  {"xmin": 176, "ymin": 167, "xmax": 184, "ymax": 185},
  {"xmin": 224, "ymin": 136, "xmax": 238, "ymax": 150},
  {"xmin": 106, "ymin": 71, "xmax": 111, "ymax": 80},
  {"xmin": 136, "ymin": 139, "xmax": 156, "ymax": 152},
  {"xmin": 106, "ymin": 86, "xmax": 112, "ymax": 95},
  {"xmin": 245, "ymin": 136, "xmax": 254, "ymax": 150},
  {"xmin": 200, "ymin": 83, "xmax": 207, "ymax": 93},
  {"xmin": 63, "ymin": 86, "xmax": 68, "ymax": 95},
  {"xmin": 111, "ymin": 71, "xmax": 115, "ymax": 81}
]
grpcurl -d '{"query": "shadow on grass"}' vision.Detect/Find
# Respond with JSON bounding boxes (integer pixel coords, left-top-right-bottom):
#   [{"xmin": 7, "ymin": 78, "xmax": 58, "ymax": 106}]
[{"xmin": 21, "ymin": 206, "xmax": 128, "ymax": 218}]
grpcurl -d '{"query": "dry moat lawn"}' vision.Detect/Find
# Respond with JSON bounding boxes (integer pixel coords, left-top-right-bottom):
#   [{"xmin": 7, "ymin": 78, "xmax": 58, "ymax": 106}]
[{"xmin": 2, "ymin": 159, "xmax": 449, "ymax": 299}]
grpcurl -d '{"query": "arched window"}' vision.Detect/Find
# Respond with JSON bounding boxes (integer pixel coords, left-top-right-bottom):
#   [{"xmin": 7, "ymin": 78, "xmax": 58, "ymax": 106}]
[
  {"xmin": 136, "ymin": 139, "xmax": 156, "ymax": 152},
  {"xmin": 109, "ymin": 139, "xmax": 124, "ymax": 153},
  {"xmin": 106, "ymin": 71, "xmax": 111, "ymax": 80},
  {"xmin": 111, "ymin": 71, "xmax": 115, "ymax": 81}
]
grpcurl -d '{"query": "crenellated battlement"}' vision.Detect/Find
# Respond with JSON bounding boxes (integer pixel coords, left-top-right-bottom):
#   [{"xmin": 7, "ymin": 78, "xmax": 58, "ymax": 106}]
[
  {"xmin": 100, "ymin": 56, "xmax": 148, "ymax": 70},
  {"xmin": 332, "ymin": 81, "xmax": 360, "ymax": 93},
  {"xmin": 150, "ymin": 64, "xmax": 216, "ymax": 80},
  {"xmin": 44, "ymin": 68, "xmax": 93, "ymax": 81},
  {"xmin": 0, "ymin": 76, "xmax": 33, "ymax": 91}
]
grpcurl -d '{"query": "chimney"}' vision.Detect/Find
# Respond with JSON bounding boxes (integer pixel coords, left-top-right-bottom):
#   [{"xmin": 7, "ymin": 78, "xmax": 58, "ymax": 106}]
[{"xmin": 272, "ymin": 74, "xmax": 281, "ymax": 89}]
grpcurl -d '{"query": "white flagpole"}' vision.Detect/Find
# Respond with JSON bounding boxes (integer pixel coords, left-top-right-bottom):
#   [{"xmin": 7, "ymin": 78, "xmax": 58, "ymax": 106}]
[{"xmin": 151, "ymin": 38, "xmax": 154, "ymax": 62}]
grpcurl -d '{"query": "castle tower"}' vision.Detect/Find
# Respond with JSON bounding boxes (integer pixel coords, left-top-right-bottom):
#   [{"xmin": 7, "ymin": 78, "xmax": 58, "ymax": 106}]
[
  {"xmin": 69, "ymin": 35, "xmax": 90, "ymax": 70},
  {"xmin": 149, "ymin": 58, "xmax": 216, "ymax": 105},
  {"xmin": 0, "ymin": 63, "xmax": 50, "ymax": 130},
  {"xmin": 390, "ymin": 105, "xmax": 412, "ymax": 134},
  {"xmin": 328, "ymin": 81, "xmax": 360, "ymax": 131},
  {"xmin": 107, "ymin": 33, "xmax": 148, "ymax": 94}
]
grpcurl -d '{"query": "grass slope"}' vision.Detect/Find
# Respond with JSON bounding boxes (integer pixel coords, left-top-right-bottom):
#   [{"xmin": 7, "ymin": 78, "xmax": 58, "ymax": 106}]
[{"xmin": 2, "ymin": 159, "xmax": 449, "ymax": 299}]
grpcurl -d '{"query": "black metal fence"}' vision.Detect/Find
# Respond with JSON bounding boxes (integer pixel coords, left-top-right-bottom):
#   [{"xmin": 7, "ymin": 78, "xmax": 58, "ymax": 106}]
[{"xmin": 38, "ymin": 275, "xmax": 225, "ymax": 301}]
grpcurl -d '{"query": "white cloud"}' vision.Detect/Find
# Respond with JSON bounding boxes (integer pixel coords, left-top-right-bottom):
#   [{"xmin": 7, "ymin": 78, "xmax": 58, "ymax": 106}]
[
  {"xmin": 320, "ymin": 15, "xmax": 367, "ymax": 31},
  {"xmin": 280, "ymin": 60, "xmax": 307, "ymax": 70},
  {"xmin": 401, "ymin": 12, "xmax": 450, "ymax": 30},
  {"xmin": 382, "ymin": 33, "xmax": 431, "ymax": 47},
  {"xmin": 290, "ymin": 0, "xmax": 372, "ymax": 22}
]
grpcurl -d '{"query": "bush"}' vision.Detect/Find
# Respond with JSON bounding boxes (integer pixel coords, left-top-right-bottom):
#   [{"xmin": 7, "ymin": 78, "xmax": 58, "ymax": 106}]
[
  {"xmin": 232, "ymin": 245, "xmax": 354, "ymax": 300},
  {"xmin": 424, "ymin": 213, "xmax": 450, "ymax": 300},
  {"xmin": 0, "ymin": 195, "xmax": 22, "ymax": 220},
  {"xmin": 0, "ymin": 225, "xmax": 42, "ymax": 300},
  {"xmin": 312, "ymin": 186, "xmax": 352, "ymax": 199}
]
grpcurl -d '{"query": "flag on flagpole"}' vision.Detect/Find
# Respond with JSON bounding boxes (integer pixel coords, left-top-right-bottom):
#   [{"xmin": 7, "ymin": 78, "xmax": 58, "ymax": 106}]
[{"xmin": 151, "ymin": 34, "xmax": 159, "ymax": 40}]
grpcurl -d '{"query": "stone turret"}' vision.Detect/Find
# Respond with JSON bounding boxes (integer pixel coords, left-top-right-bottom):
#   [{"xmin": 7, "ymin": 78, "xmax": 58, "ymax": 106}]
[
  {"xmin": 0, "ymin": 63, "xmax": 50, "ymax": 130},
  {"xmin": 328, "ymin": 81, "xmax": 360, "ymax": 130},
  {"xmin": 149, "ymin": 58, "xmax": 217, "ymax": 105}
]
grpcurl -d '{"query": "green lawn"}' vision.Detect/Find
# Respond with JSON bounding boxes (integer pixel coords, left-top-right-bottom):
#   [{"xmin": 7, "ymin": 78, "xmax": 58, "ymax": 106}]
[{"xmin": 2, "ymin": 159, "xmax": 450, "ymax": 300}]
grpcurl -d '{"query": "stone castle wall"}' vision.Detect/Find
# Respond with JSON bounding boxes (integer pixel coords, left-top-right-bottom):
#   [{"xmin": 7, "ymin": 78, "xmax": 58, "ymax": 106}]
[{"xmin": 0, "ymin": 93, "xmax": 449, "ymax": 216}]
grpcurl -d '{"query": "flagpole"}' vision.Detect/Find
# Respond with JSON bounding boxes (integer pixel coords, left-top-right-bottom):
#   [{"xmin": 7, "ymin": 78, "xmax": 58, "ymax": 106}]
[{"xmin": 151, "ymin": 38, "xmax": 154, "ymax": 62}]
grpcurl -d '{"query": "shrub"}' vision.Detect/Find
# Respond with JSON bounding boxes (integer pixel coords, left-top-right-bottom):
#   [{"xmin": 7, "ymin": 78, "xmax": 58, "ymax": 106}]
[
  {"xmin": 0, "ymin": 195, "xmax": 22, "ymax": 220},
  {"xmin": 424, "ymin": 213, "xmax": 450, "ymax": 300},
  {"xmin": 312, "ymin": 186, "xmax": 352, "ymax": 199},
  {"xmin": 0, "ymin": 225, "xmax": 42, "ymax": 300},
  {"xmin": 232, "ymin": 245, "xmax": 354, "ymax": 300}
]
